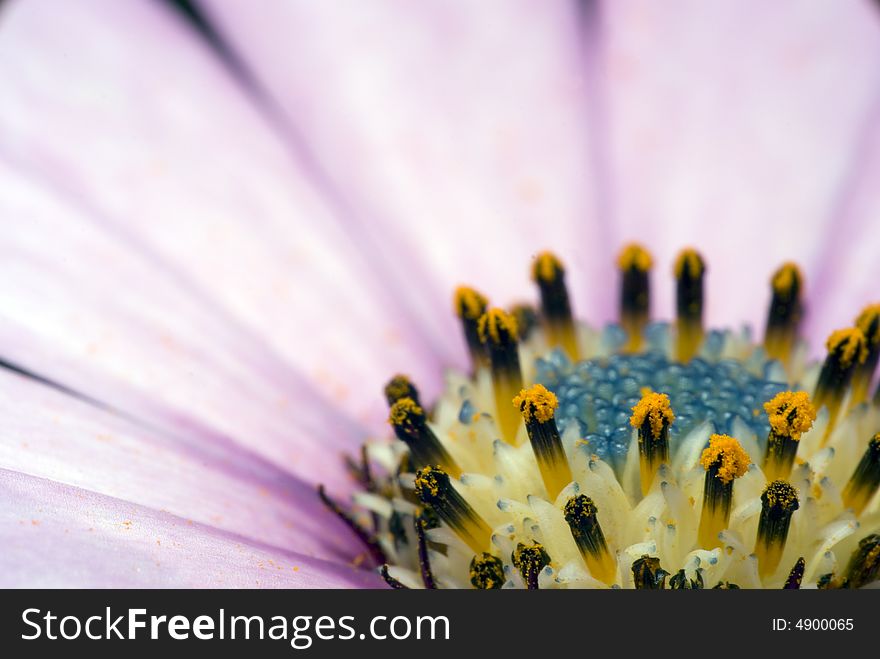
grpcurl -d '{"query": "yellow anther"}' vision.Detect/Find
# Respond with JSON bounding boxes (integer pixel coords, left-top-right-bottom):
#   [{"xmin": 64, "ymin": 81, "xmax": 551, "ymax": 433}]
[
  {"xmin": 388, "ymin": 397, "xmax": 424, "ymax": 428},
  {"xmin": 617, "ymin": 243, "xmax": 653, "ymax": 272},
  {"xmin": 513, "ymin": 384, "xmax": 559, "ymax": 424},
  {"xmin": 700, "ymin": 434, "xmax": 749, "ymax": 484},
  {"xmin": 478, "ymin": 308, "xmax": 518, "ymax": 346},
  {"xmin": 826, "ymin": 327, "xmax": 868, "ymax": 368},
  {"xmin": 673, "ymin": 248, "xmax": 704, "ymax": 279},
  {"xmin": 454, "ymin": 286, "xmax": 488, "ymax": 320},
  {"xmin": 630, "ymin": 392, "xmax": 675, "ymax": 439},
  {"xmin": 764, "ymin": 391, "xmax": 817, "ymax": 441},
  {"xmin": 856, "ymin": 304, "xmax": 880, "ymax": 344},
  {"xmin": 771, "ymin": 263, "xmax": 803, "ymax": 296},
  {"xmin": 531, "ymin": 251, "xmax": 564, "ymax": 284}
]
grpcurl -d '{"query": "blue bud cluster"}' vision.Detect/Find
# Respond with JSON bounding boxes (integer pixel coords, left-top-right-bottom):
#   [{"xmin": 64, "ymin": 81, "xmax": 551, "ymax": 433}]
[{"xmin": 534, "ymin": 337, "xmax": 785, "ymax": 471}]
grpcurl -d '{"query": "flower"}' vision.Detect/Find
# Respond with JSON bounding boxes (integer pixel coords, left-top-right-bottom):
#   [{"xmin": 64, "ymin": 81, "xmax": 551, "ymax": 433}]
[
  {"xmin": 1, "ymin": 0, "xmax": 880, "ymax": 587},
  {"xmin": 347, "ymin": 246, "xmax": 880, "ymax": 588}
]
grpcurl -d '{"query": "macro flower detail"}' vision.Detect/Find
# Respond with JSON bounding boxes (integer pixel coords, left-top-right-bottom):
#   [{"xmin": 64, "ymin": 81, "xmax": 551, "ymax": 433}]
[
  {"xmin": 4, "ymin": 0, "xmax": 880, "ymax": 591},
  {"xmin": 324, "ymin": 249, "xmax": 880, "ymax": 589}
]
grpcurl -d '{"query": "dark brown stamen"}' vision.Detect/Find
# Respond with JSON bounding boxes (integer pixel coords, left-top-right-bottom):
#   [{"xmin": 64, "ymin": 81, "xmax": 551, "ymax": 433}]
[
  {"xmin": 631, "ymin": 555, "xmax": 668, "ymax": 589},
  {"xmin": 764, "ymin": 263, "xmax": 803, "ymax": 366},
  {"xmin": 783, "ymin": 557, "xmax": 806, "ymax": 589},
  {"xmin": 470, "ymin": 553, "xmax": 505, "ymax": 590},
  {"xmin": 389, "ymin": 397, "xmax": 461, "ymax": 477},
  {"xmin": 842, "ymin": 534, "xmax": 880, "ymax": 589},
  {"xmin": 618, "ymin": 243, "xmax": 652, "ymax": 352},
  {"xmin": 415, "ymin": 515, "xmax": 437, "ymax": 589},
  {"xmin": 380, "ymin": 565, "xmax": 408, "ymax": 589},
  {"xmin": 669, "ymin": 568, "xmax": 704, "ymax": 589},
  {"xmin": 755, "ymin": 480, "xmax": 800, "ymax": 578},
  {"xmin": 512, "ymin": 542, "xmax": 551, "ymax": 590},
  {"xmin": 814, "ymin": 327, "xmax": 868, "ymax": 445},
  {"xmin": 454, "ymin": 286, "xmax": 489, "ymax": 371},
  {"xmin": 852, "ymin": 304, "xmax": 880, "ymax": 406},
  {"xmin": 414, "ymin": 466, "xmax": 492, "ymax": 553},
  {"xmin": 674, "ymin": 248, "xmax": 705, "ymax": 362},
  {"xmin": 318, "ymin": 485, "xmax": 386, "ymax": 565},
  {"xmin": 532, "ymin": 251, "xmax": 579, "ymax": 359},
  {"xmin": 384, "ymin": 374, "xmax": 421, "ymax": 407},
  {"xmin": 842, "ymin": 434, "xmax": 880, "ymax": 515}
]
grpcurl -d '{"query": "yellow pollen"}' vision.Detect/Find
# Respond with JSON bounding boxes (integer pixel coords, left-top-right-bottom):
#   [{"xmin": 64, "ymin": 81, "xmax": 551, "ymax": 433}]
[
  {"xmin": 630, "ymin": 392, "xmax": 675, "ymax": 439},
  {"xmin": 763, "ymin": 480, "xmax": 799, "ymax": 511},
  {"xmin": 413, "ymin": 465, "xmax": 442, "ymax": 500},
  {"xmin": 531, "ymin": 251, "xmax": 564, "ymax": 283},
  {"xmin": 388, "ymin": 397, "xmax": 423, "ymax": 427},
  {"xmin": 513, "ymin": 384, "xmax": 559, "ymax": 424},
  {"xmin": 856, "ymin": 304, "xmax": 880, "ymax": 344},
  {"xmin": 478, "ymin": 308, "xmax": 518, "ymax": 345},
  {"xmin": 771, "ymin": 262, "xmax": 802, "ymax": 296},
  {"xmin": 673, "ymin": 248, "xmax": 704, "ymax": 279},
  {"xmin": 385, "ymin": 375, "xmax": 414, "ymax": 402},
  {"xmin": 826, "ymin": 327, "xmax": 868, "ymax": 368},
  {"xmin": 763, "ymin": 391, "xmax": 817, "ymax": 440},
  {"xmin": 617, "ymin": 243, "xmax": 653, "ymax": 272},
  {"xmin": 454, "ymin": 286, "xmax": 488, "ymax": 320},
  {"xmin": 700, "ymin": 434, "xmax": 750, "ymax": 484}
]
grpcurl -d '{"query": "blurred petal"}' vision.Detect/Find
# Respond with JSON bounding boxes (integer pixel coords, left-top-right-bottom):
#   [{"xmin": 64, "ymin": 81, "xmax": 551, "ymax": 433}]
[
  {"xmin": 203, "ymin": 0, "xmax": 609, "ymax": 322},
  {"xmin": 599, "ymin": 0, "xmax": 880, "ymax": 335},
  {"xmin": 804, "ymin": 102, "xmax": 880, "ymax": 341},
  {"xmin": 0, "ymin": 160, "xmax": 362, "ymax": 488},
  {"xmin": 0, "ymin": 367, "xmax": 365, "ymax": 562},
  {"xmin": 0, "ymin": 468, "xmax": 382, "ymax": 588},
  {"xmin": 0, "ymin": 0, "xmax": 446, "ymax": 445}
]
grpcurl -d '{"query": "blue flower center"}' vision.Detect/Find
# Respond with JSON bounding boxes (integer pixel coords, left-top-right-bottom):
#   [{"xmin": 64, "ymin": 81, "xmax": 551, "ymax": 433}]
[{"xmin": 535, "ymin": 327, "xmax": 786, "ymax": 471}]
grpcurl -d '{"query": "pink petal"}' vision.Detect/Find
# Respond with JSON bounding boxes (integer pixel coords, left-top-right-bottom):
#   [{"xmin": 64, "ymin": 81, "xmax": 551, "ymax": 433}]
[
  {"xmin": 0, "ymin": 468, "xmax": 382, "ymax": 587},
  {"xmin": 0, "ymin": 367, "xmax": 367, "ymax": 562},
  {"xmin": 203, "ymin": 0, "xmax": 609, "ymax": 321},
  {"xmin": 803, "ymin": 103, "xmax": 880, "ymax": 342},
  {"xmin": 0, "ymin": 159, "xmax": 360, "ymax": 489},
  {"xmin": 0, "ymin": 0, "xmax": 445, "ymax": 448},
  {"xmin": 598, "ymin": 0, "xmax": 880, "ymax": 337}
]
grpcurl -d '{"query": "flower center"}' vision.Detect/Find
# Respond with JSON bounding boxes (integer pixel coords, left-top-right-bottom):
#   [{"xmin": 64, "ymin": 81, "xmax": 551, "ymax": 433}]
[
  {"xmin": 536, "ymin": 347, "xmax": 785, "ymax": 472},
  {"xmin": 321, "ymin": 245, "xmax": 880, "ymax": 590}
]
